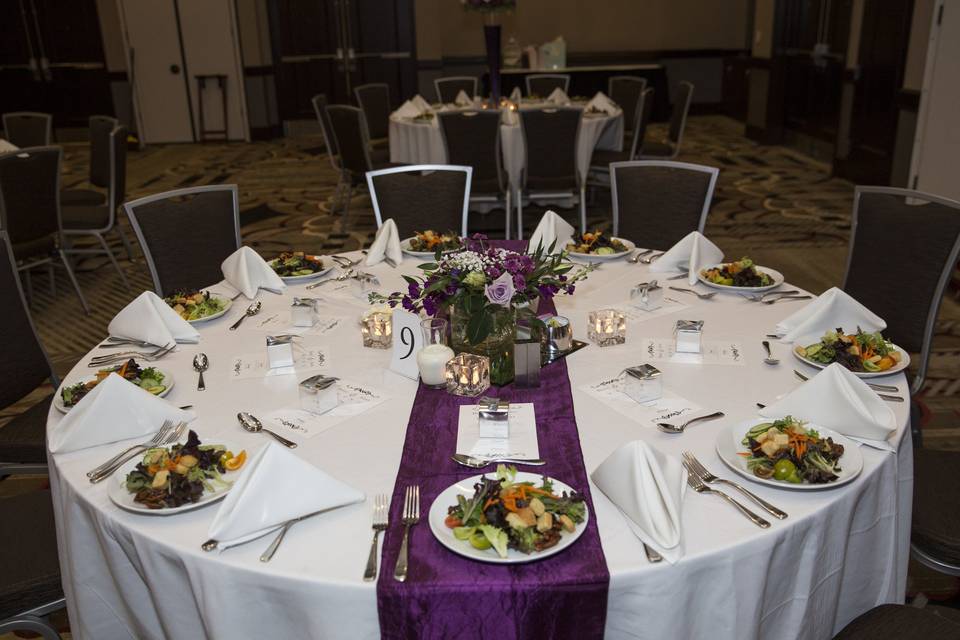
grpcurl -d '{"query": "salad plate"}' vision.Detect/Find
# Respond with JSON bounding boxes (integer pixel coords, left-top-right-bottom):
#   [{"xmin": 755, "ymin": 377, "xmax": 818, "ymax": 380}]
[
  {"xmin": 165, "ymin": 290, "xmax": 232, "ymax": 324},
  {"xmin": 697, "ymin": 259, "xmax": 784, "ymax": 293},
  {"xmin": 400, "ymin": 231, "xmax": 463, "ymax": 258},
  {"xmin": 715, "ymin": 418, "xmax": 863, "ymax": 491},
  {"xmin": 55, "ymin": 362, "xmax": 173, "ymax": 414},
  {"xmin": 565, "ymin": 232, "xmax": 635, "ymax": 261},
  {"xmin": 428, "ymin": 469, "xmax": 589, "ymax": 564},
  {"xmin": 268, "ymin": 252, "xmax": 333, "ymax": 283},
  {"xmin": 792, "ymin": 330, "xmax": 910, "ymax": 378}
]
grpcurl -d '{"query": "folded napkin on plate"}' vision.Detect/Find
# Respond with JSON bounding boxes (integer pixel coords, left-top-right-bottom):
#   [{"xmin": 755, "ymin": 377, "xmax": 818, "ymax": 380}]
[
  {"xmin": 591, "ymin": 440, "xmax": 686, "ymax": 563},
  {"xmin": 208, "ymin": 442, "xmax": 364, "ymax": 548},
  {"xmin": 221, "ymin": 246, "xmax": 286, "ymax": 299},
  {"xmin": 547, "ymin": 87, "xmax": 571, "ymax": 105},
  {"xmin": 366, "ymin": 218, "xmax": 403, "ymax": 266},
  {"xmin": 528, "ymin": 210, "xmax": 575, "ymax": 254},
  {"xmin": 49, "ymin": 373, "xmax": 195, "ymax": 454},
  {"xmin": 759, "ymin": 362, "xmax": 896, "ymax": 443},
  {"xmin": 454, "ymin": 90, "xmax": 472, "ymax": 107},
  {"xmin": 649, "ymin": 230, "xmax": 724, "ymax": 286},
  {"xmin": 585, "ymin": 91, "xmax": 617, "ymax": 115},
  {"xmin": 509, "ymin": 86, "xmax": 522, "ymax": 103},
  {"xmin": 395, "ymin": 100, "xmax": 421, "ymax": 119},
  {"xmin": 775, "ymin": 287, "xmax": 886, "ymax": 343},
  {"xmin": 109, "ymin": 291, "xmax": 199, "ymax": 346},
  {"xmin": 411, "ymin": 94, "xmax": 432, "ymax": 113}
]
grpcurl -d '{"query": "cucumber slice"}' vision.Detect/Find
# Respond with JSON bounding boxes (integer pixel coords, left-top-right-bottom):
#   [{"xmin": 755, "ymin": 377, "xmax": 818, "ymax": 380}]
[
  {"xmin": 595, "ymin": 247, "xmax": 615, "ymax": 255},
  {"xmin": 146, "ymin": 385, "xmax": 166, "ymax": 395}
]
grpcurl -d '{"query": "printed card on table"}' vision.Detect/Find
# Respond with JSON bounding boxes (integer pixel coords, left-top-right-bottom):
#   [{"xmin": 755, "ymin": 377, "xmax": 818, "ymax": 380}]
[
  {"xmin": 254, "ymin": 312, "xmax": 345, "ymax": 337},
  {"xmin": 456, "ymin": 403, "xmax": 539, "ymax": 460},
  {"xmin": 229, "ymin": 347, "xmax": 327, "ymax": 380},
  {"xmin": 581, "ymin": 374, "xmax": 704, "ymax": 429},
  {"xmin": 262, "ymin": 381, "xmax": 388, "ymax": 441},
  {"xmin": 617, "ymin": 296, "xmax": 689, "ymax": 324},
  {"xmin": 640, "ymin": 338, "xmax": 745, "ymax": 366}
]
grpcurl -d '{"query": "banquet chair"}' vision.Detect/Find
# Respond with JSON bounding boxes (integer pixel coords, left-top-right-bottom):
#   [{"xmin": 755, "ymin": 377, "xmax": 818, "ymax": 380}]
[
  {"xmin": 0, "ymin": 489, "xmax": 65, "ymax": 640},
  {"xmin": 609, "ymin": 161, "xmax": 718, "ymax": 248},
  {"xmin": 61, "ymin": 124, "xmax": 132, "ymax": 290},
  {"xmin": 832, "ymin": 604, "xmax": 960, "ymax": 639},
  {"xmin": 517, "ymin": 107, "xmax": 584, "ymax": 238},
  {"xmin": 312, "ymin": 94, "xmax": 346, "ymax": 215},
  {"xmin": 589, "ymin": 87, "xmax": 654, "ymax": 175},
  {"xmin": 607, "ymin": 76, "xmax": 647, "ymax": 139},
  {"xmin": 638, "ymin": 81, "xmax": 694, "ymax": 160},
  {"xmin": 124, "ymin": 184, "xmax": 241, "ymax": 297},
  {"xmin": 0, "ymin": 146, "xmax": 89, "ymax": 314},
  {"xmin": 0, "ymin": 231, "xmax": 59, "ymax": 479},
  {"xmin": 354, "ymin": 83, "xmax": 391, "ymax": 148},
  {"xmin": 438, "ymin": 110, "xmax": 510, "ymax": 237},
  {"xmin": 60, "ymin": 115, "xmax": 118, "ymax": 207},
  {"xmin": 525, "ymin": 74, "xmax": 570, "ymax": 97},
  {"xmin": 366, "ymin": 164, "xmax": 472, "ymax": 238},
  {"xmin": 435, "ymin": 76, "xmax": 478, "ymax": 104},
  {"xmin": 2, "ymin": 112, "xmax": 52, "ymax": 148},
  {"xmin": 326, "ymin": 105, "xmax": 395, "ymax": 226}
]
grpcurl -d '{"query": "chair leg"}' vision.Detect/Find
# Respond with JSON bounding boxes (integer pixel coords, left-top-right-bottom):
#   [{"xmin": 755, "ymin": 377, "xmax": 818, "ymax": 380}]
[
  {"xmin": 48, "ymin": 262, "xmax": 56, "ymax": 297},
  {"xmin": 516, "ymin": 192, "xmax": 524, "ymax": 241},
  {"xmin": 579, "ymin": 185, "xmax": 587, "ymax": 234},
  {"xmin": 115, "ymin": 224, "xmax": 135, "ymax": 261},
  {"xmin": 96, "ymin": 232, "xmax": 131, "ymax": 291},
  {"xmin": 58, "ymin": 250, "xmax": 90, "ymax": 315},
  {"xmin": 341, "ymin": 182, "xmax": 354, "ymax": 230},
  {"xmin": 504, "ymin": 190, "xmax": 512, "ymax": 240}
]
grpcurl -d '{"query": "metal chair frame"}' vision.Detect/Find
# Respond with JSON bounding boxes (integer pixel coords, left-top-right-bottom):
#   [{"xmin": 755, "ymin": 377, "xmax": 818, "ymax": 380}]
[
  {"xmin": 365, "ymin": 164, "xmax": 473, "ymax": 238},
  {"xmin": 2, "ymin": 112, "xmax": 52, "ymax": 147},
  {"xmin": 638, "ymin": 80, "xmax": 694, "ymax": 160},
  {"xmin": 326, "ymin": 104, "xmax": 376, "ymax": 228},
  {"xmin": 434, "ymin": 76, "xmax": 478, "ymax": 104},
  {"xmin": 525, "ymin": 74, "xmax": 570, "ymax": 96}
]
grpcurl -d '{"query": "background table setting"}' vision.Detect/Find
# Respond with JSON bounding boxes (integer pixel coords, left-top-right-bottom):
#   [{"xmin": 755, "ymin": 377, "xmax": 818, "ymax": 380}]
[{"xmin": 45, "ymin": 218, "xmax": 913, "ymax": 639}]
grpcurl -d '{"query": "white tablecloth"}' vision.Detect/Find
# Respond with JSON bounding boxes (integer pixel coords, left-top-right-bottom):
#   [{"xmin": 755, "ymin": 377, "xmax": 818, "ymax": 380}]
[
  {"xmin": 389, "ymin": 105, "xmax": 623, "ymax": 191},
  {"xmin": 0, "ymin": 139, "xmax": 19, "ymax": 153},
  {"xmin": 47, "ymin": 253, "xmax": 912, "ymax": 640}
]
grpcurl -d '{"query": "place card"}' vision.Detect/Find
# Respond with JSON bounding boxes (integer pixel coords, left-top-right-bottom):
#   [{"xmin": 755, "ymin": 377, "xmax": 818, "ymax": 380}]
[
  {"xmin": 640, "ymin": 338, "xmax": 745, "ymax": 366},
  {"xmin": 229, "ymin": 347, "xmax": 327, "ymax": 380},
  {"xmin": 262, "ymin": 381, "xmax": 388, "ymax": 441},
  {"xmin": 254, "ymin": 312, "xmax": 344, "ymax": 337},
  {"xmin": 581, "ymin": 375, "xmax": 703, "ymax": 429},
  {"xmin": 456, "ymin": 402, "xmax": 539, "ymax": 460},
  {"xmin": 617, "ymin": 296, "xmax": 689, "ymax": 324}
]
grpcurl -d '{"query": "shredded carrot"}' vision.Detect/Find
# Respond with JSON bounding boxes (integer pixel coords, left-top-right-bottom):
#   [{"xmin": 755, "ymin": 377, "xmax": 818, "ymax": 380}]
[
  {"xmin": 483, "ymin": 498, "xmax": 497, "ymax": 511},
  {"xmin": 526, "ymin": 487, "xmax": 556, "ymax": 498},
  {"xmin": 117, "ymin": 361, "xmax": 129, "ymax": 378}
]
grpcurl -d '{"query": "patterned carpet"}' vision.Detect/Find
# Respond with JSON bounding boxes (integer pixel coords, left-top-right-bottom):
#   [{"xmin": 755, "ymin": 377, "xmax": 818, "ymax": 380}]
[{"xmin": 2, "ymin": 115, "xmax": 958, "ymax": 636}]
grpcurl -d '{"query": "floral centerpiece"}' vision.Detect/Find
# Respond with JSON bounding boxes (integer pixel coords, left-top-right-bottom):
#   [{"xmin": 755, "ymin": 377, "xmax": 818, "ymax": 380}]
[{"xmin": 371, "ymin": 235, "xmax": 592, "ymax": 385}]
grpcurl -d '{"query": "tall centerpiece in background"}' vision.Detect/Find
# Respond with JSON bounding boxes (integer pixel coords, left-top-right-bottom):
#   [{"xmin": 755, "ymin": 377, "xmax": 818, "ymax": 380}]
[
  {"xmin": 373, "ymin": 235, "xmax": 591, "ymax": 386},
  {"xmin": 462, "ymin": 0, "xmax": 516, "ymax": 103}
]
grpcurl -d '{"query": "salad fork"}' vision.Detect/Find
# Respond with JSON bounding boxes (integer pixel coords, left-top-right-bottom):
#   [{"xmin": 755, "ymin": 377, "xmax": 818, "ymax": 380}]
[
  {"xmin": 86, "ymin": 420, "xmax": 174, "ymax": 478},
  {"xmin": 628, "ymin": 249, "xmax": 654, "ymax": 264},
  {"xmin": 363, "ymin": 494, "xmax": 390, "ymax": 581},
  {"xmin": 331, "ymin": 254, "xmax": 363, "ymax": 267},
  {"xmin": 762, "ymin": 295, "xmax": 812, "ymax": 305},
  {"xmin": 100, "ymin": 336, "xmax": 162, "ymax": 349},
  {"xmin": 668, "ymin": 286, "xmax": 717, "ymax": 301},
  {"xmin": 639, "ymin": 252, "xmax": 663, "ymax": 264},
  {"xmin": 88, "ymin": 344, "xmax": 175, "ymax": 367},
  {"xmin": 393, "ymin": 485, "xmax": 420, "ymax": 582},
  {"xmin": 682, "ymin": 451, "xmax": 788, "ymax": 520},
  {"xmin": 89, "ymin": 422, "xmax": 186, "ymax": 483},
  {"xmin": 684, "ymin": 467, "xmax": 771, "ymax": 529},
  {"xmin": 306, "ymin": 269, "xmax": 355, "ymax": 290}
]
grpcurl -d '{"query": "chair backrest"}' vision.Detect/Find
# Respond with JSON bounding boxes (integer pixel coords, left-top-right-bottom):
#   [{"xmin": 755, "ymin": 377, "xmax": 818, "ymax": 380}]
[
  {"xmin": 608, "ymin": 76, "xmax": 646, "ymax": 134},
  {"xmin": 526, "ymin": 74, "xmax": 570, "ymax": 97},
  {"xmin": 668, "ymin": 81, "xmax": 694, "ymax": 146},
  {"xmin": 435, "ymin": 77, "xmax": 478, "ymax": 104},
  {"xmin": 124, "ymin": 185, "xmax": 241, "ymax": 297},
  {"xmin": 354, "ymin": 83, "xmax": 390, "ymax": 140},
  {"xmin": 438, "ymin": 110, "xmax": 503, "ymax": 194},
  {"xmin": 610, "ymin": 160, "xmax": 718, "ymax": 248},
  {"xmin": 843, "ymin": 187, "xmax": 960, "ymax": 392},
  {"xmin": 366, "ymin": 165, "xmax": 472, "ymax": 238},
  {"xmin": 632, "ymin": 87, "xmax": 655, "ymax": 157},
  {"xmin": 0, "ymin": 230, "xmax": 57, "ymax": 407},
  {"xmin": 311, "ymin": 94, "xmax": 339, "ymax": 172},
  {"xmin": 0, "ymin": 146, "xmax": 62, "ymax": 249},
  {"xmin": 326, "ymin": 105, "xmax": 372, "ymax": 177},
  {"xmin": 2, "ymin": 112, "xmax": 52, "ymax": 148},
  {"xmin": 88, "ymin": 115, "xmax": 119, "ymax": 188},
  {"xmin": 519, "ymin": 107, "xmax": 582, "ymax": 191}
]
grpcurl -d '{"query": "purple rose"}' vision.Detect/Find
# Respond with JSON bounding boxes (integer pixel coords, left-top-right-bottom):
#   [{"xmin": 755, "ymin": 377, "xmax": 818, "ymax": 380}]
[{"xmin": 484, "ymin": 271, "xmax": 515, "ymax": 306}]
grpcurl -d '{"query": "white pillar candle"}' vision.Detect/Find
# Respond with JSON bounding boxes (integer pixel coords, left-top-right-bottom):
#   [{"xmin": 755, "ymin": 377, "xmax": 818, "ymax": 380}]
[{"xmin": 417, "ymin": 343, "xmax": 454, "ymax": 387}]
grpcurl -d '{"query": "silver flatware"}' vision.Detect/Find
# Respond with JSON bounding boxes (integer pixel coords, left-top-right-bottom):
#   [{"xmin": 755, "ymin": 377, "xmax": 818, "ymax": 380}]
[
  {"xmin": 762, "ymin": 340, "xmax": 779, "ymax": 365},
  {"xmin": 682, "ymin": 451, "xmax": 788, "ymax": 520},
  {"xmin": 668, "ymin": 286, "xmax": 717, "ymax": 301},
  {"xmin": 89, "ymin": 422, "xmax": 186, "ymax": 483},
  {"xmin": 87, "ymin": 344, "xmax": 175, "ymax": 367},
  {"xmin": 658, "ymin": 411, "xmax": 724, "ymax": 434},
  {"xmin": 745, "ymin": 290, "xmax": 801, "ymax": 302},
  {"xmin": 260, "ymin": 521, "xmax": 294, "ymax": 562},
  {"xmin": 639, "ymin": 252, "xmax": 662, "ymax": 264},
  {"xmin": 451, "ymin": 453, "xmax": 546, "ymax": 468},
  {"xmin": 203, "ymin": 507, "xmax": 336, "ymax": 554},
  {"xmin": 793, "ymin": 369, "xmax": 899, "ymax": 393},
  {"xmin": 237, "ymin": 412, "xmax": 297, "ymax": 448},
  {"xmin": 762, "ymin": 295, "xmax": 813, "ymax": 305},
  {"xmin": 331, "ymin": 254, "xmax": 363, "ymax": 267},
  {"xmin": 393, "ymin": 485, "xmax": 420, "ymax": 582},
  {"xmin": 363, "ymin": 494, "xmax": 389, "ymax": 581},
  {"xmin": 86, "ymin": 420, "xmax": 174, "ymax": 478},
  {"xmin": 306, "ymin": 269, "xmax": 355, "ymax": 290},
  {"xmin": 643, "ymin": 543, "xmax": 663, "ymax": 563},
  {"xmin": 667, "ymin": 273, "xmax": 689, "ymax": 280},
  {"xmin": 99, "ymin": 336, "xmax": 160, "ymax": 349},
  {"xmin": 628, "ymin": 248, "xmax": 654, "ymax": 264},
  {"xmin": 229, "ymin": 301, "xmax": 261, "ymax": 330},
  {"xmin": 685, "ymin": 468, "xmax": 771, "ymax": 528},
  {"xmin": 193, "ymin": 353, "xmax": 209, "ymax": 391}
]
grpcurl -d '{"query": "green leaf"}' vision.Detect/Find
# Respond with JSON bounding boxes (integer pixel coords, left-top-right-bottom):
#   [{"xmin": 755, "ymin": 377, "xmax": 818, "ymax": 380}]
[
  {"xmin": 401, "ymin": 275, "xmax": 419, "ymax": 285},
  {"xmin": 418, "ymin": 262, "xmax": 438, "ymax": 271},
  {"xmin": 466, "ymin": 309, "xmax": 493, "ymax": 344}
]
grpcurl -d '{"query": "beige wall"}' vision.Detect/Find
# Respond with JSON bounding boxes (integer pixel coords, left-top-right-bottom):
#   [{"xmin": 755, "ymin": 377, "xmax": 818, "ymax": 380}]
[
  {"xmin": 904, "ymin": 0, "xmax": 936, "ymax": 90},
  {"xmin": 416, "ymin": 0, "xmax": 750, "ymax": 59},
  {"xmin": 97, "ymin": 0, "xmax": 127, "ymax": 71}
]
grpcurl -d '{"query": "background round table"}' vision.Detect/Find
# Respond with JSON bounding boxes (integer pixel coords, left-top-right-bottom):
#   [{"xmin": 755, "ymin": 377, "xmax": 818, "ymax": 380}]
[{"xmin": 47, "ymin": 252, "xmax": 912, "ymax": 640}]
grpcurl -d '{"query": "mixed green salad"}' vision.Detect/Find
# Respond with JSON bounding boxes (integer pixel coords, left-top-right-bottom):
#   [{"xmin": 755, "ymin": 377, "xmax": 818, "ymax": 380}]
[
  {"xmin": 566, "ymin": 231, "xmax": 628, "ymax": 255},
  {"xmin": 795, "ymin": 328, "xmax": 901, "ymax": 373},
  {"xmin": 408, "ymin": 230, "xmax": 462, "ymax": 253},
  {"xmin": 269, "ymin": 251, "xmax": 326, "ymax": 277},
  {"xmin": 741, "ymin": 416, "xmax": 845, "ymax": 485},
  {"xmin": 164, "ymin": 290, "xmax": 226, "ymax": 321},
  {"xmin": 701, "ymin": 257, "xmax": 772, "ymax": 287},
  {"xmin": 61, "ymin": 359, "xmax": 166, "ymax": 407},
  {"xmin": 443, "ymin": 465, "xmax": 586, "ymax": 558}
]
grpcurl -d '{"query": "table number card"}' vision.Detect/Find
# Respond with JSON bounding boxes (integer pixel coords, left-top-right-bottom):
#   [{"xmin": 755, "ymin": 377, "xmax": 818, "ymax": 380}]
[
  {"xmin": 389, "ymin": 309, "xmax": 423, "ymax": 380},
  {"xmin": 640, "ymin": 338, "xmax": 745, "ymax": 366}
]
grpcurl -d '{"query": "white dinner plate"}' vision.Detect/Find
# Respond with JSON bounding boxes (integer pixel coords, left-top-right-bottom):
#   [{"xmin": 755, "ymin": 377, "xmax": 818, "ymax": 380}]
[
  {"xmin": 268, "ymin": 256, "xmax": 333, "ymax": 283},
  {"xmin": 184, "ymin": 295, "xmax": 232, "ymax": 324},
  {"xmin": 566, "ymin": 237, "xmax": 636, "ymax": 262},
  {"xmin": 400, "ymin": 236, "xmax": 464, "ymax": 258},
  {"xmin": 697, "ymin": 264, "xmax": 785, "ymax": 293},
  {"xmin": 791, "ymin": 334, "xmax": 911, "ymax": 378},
  {"xmin": 428, "ymin": 471, "xmax": 589, "ymax": 564},
  {"xmin": 108, "ymin": 439, "xmax": 242, "ymax": 515},
  {"xmin": 715, "ymin": 419, "xmax": 863, "ymax": 491},
  {"xmin": 55, "ymin": 366, "xmax": 174, "ymax": 414}
]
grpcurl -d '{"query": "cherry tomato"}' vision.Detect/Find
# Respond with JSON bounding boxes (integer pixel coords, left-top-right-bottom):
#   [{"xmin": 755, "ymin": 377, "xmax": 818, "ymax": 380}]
[{"xmin": 444, "ymin": 515, "xmax": 462, "ymax": 529}]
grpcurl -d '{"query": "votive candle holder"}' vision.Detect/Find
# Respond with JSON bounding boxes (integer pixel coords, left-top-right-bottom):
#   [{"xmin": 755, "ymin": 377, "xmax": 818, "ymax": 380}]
[
  {"xmin": 588, "ymin": 309, "xmax": 626, "ymax": 347},
  {"xmin": 361, "ymin": 310, "xmax": 392, "ymax": 349},
  {"xmin": 445, "ymin": 353, "xmax": 491, "ymax": 397}
]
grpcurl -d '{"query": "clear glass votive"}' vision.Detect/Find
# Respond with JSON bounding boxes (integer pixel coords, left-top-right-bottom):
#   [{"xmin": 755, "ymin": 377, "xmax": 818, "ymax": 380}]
[
  {"xmin": 361, "ymin": 310, "xmax": 392, "ymax": 348},
  {"xmin": 445, "ymin": 353, "xmax": 491, "ymax": 397},
  {"xmin": 588, "ymin": 309, "xmax": 626, "ymax": 347},
  {"xmin": 417, "ymin": 318, "xmax": 454, "ymax": 388}
]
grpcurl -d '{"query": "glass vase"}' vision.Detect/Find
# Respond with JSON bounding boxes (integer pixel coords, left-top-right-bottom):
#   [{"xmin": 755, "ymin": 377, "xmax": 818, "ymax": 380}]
[{"xmin": 449, "ymin": 303, "xmax": 516, "ymax": 386}]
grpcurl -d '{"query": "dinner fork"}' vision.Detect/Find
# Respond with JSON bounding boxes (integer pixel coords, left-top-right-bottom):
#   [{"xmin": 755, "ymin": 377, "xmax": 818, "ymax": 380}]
[
  {"xmin": 86, "ymin": 420, "xmax": 174, "ymax": 478},
  {"xmin": 682, "ymin": 451, "xmax": 788, "ymax": 520},
  {"xmin": 668, "ymin": 286, "xmax": 718, "ymax": 301},
  {"xmin": 761, "ymin": 295, "xmax": 812, "ymax": 305},
  {"xmin": 363, "ymin": 494, "xmax": 390, "ymax": 581},
  {"xmin": 640, "ymin": 252, "xmax": 662, "ymax": 264},
  {"xmin": 305, "ymin": 270, "xmax": 355, "ymax": 290},
  {"xmin": 89, "ymin": 422, "xmax": 186, "ymax": 483},
  {"xmin": 744, "ymin": 290, "xmax": 801, "ymax": 302},
  {"xmin": 331, "ymin": 254, "xmax": 363, "ymax": 267},
  {"xmin": 393, "ymin": 485, "xmax": 420, "ymax": 582},
  {"xmin": 88, "ymin": 344, "xmax": 175, "ymax": 367},
  {"xmin": 628, "ymin": 249, "xmax": 654, "ymax": 264},
  {"xmin": 99, "ymin": 337, "xmax": 162, "ymax": 349},
  {"xmin": 684, "ymin": 466, "xmax": 770, "ymax": 528}
]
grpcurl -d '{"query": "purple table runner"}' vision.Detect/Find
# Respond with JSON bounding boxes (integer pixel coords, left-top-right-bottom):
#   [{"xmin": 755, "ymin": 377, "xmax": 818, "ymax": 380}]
[{"xmin": 377, "ymin": 242, "xmax": 609, "ymax": 640}]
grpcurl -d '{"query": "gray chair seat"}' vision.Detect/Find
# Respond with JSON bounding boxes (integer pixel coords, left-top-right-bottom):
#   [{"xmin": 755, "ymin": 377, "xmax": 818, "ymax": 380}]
[
  {"xmin": 60, "ymin": 188, "xmax": 106, "ymax": 207},
  {"xmin": 590, "ymin": 148, "xmax": 632, "ymax": 169},
  {"xmin": 0, "ymin": 489, "xmax": 62, "ymax": 621},
  {"xmin": 639, "ymin": 141, "xmax": 675, "ymax": 157},
  {"xmin": 912, "ymin": 448, "xmax": 960, "ymax": 566},
  {"xmin": 62, "ymin": 204, "xmax": 110, "ymax": 230},
  {"xmin": 0, "ymin": 395, "xmax": 52, "ymax": 465},
  {"xmin": 526, "ymin": 175, "xmax": 577, "ymax": 192},
  {"xmin": 13, "ymin": 236, "xmax": 56, "ymax": 261},
  {"xmin": 832, "ymin": 604, "xmax": 960, "ymax": 639}
]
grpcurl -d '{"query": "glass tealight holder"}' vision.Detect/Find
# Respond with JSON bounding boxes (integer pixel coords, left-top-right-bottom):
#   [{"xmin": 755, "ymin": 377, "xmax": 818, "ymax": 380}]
[
  {"xmin": 445, "ymin": 353, "xmax": 491, "ymax": 397},
  {"xmin": 298, "ymin": 374, "xmax": 340, "ymax": 415},
  {"xmin": 416, "ymin": 318, "xmax": 454, "ymax": 389},
  {"xmin": 588, "ymin": 309, "xmax": 626, "ymax": 347},
  {"xmin": 629, "ymin": 281, "xmax": 664, "ymax": 312},
  {"xmin": 361, "ymin": 310, "xmax": 392, "ymax": 348}
]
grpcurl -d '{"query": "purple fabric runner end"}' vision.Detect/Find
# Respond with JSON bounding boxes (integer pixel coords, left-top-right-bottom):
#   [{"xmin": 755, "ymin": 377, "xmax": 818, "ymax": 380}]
[{"xmin": 377, "ymin": 241, "xmax": 609, "ymax": 640}]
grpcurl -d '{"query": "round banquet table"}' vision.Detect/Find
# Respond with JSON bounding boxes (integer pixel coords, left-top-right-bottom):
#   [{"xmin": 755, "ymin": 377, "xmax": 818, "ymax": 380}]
[
  {"xmin": 46, "ymin": 252, "xmax": 912, "ymax": 640},
  {"xmin": 388, "ymin": 104, "xmax": 624, "ymax": 194}
]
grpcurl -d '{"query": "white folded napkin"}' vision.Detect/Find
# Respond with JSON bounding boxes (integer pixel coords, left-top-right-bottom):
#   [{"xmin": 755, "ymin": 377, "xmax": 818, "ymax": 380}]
[
  {"xmin": 528, "ymin": 210, "xmax": 575, "ymax": 254},
  {"xmin": 509, "ymin": 86, "xmax": 522, "ymax": 103},
  {"xmin": 395, "ymin": 100, "xmax": 421, "ymax": 119},
  {"xmin": 591, "ymin": 440, "xmax": 686, "ymax": 563},
  {"xmin": 585, "ymin": 91, "xmax": 617, "ymax": 115},
  {"xmin": 411, "ymin": 94, "xmax": 432, "ymax": 113},
  {"xmin": 221, "ymin": 246, "xmax": 286, "ymax": 299},
  {"xmin": 49, "ymin": 373, "xmax": 195, "ymax": 453},
  {"xmin": 454, "ymin": 90, "xmax": 472, "ymax": 107},
  {"xmin": 109, "ymin": 291, "xmax": 199, "ymax": 346},
  {"xmin": 759, "ymin": 362, "xmax": 896, "ymax": 443},
  {"xmin": 366, "ymin": 218, "xmax": 403, "ymax": 266},
  {"xmin": 775, "ymin": 287, "xmax": 886, "ymax": 343},
  {"xmin": 649, "ymin": 231, "xmax": 724, "ymax": 286},
  {"xmin": 547, "ymin": 87, "xmax": 571, "ymax": 105},
  {"xmin": 208, "ymin": 442, "xmax": 364, "ymax": 548}
]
